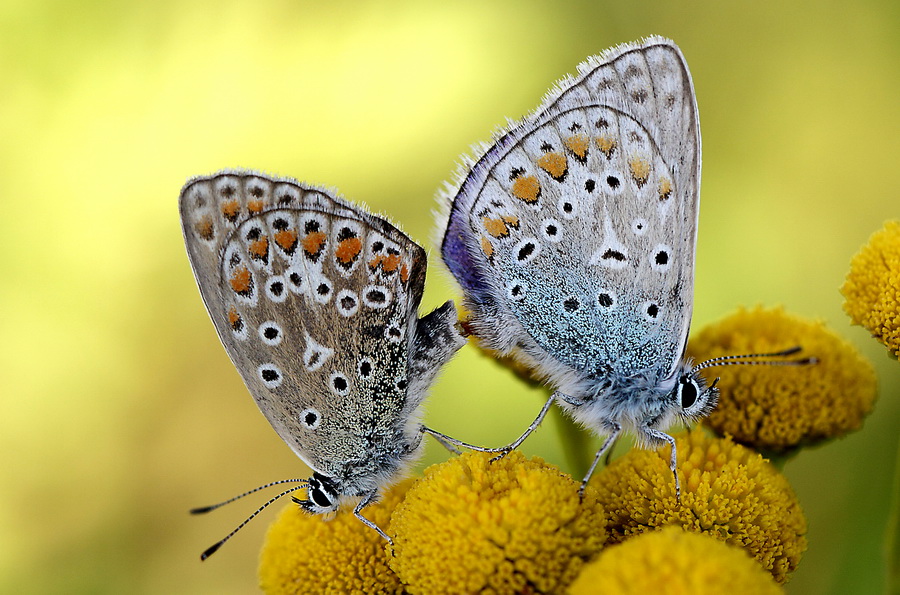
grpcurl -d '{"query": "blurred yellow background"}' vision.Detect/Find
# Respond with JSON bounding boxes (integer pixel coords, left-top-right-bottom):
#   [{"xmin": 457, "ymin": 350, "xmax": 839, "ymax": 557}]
[{"xmin": 2, "ymin": 0, "xmax": 897, "ymax": 593}]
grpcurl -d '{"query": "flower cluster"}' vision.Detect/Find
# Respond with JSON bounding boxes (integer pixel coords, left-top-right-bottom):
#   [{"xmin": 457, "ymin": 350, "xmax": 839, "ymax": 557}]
[
  {"xmin": 569, "ymin": 526, "xmax": 782, "ymax": 594},
  {"xmin": 841, "ymin": 220, "xmax": 900, "ymax": 357},
  {"xmin": 590, "ymin": 429, "xmax": 806, "ymax": 584},
  {"xmin": 388, "ymin": 451, "xmax": 606, "ymax": 594},
  {"xmin": 687, "ymin": 306, "xmax": 877, "ymax": 453},
  {"xmin": 259, "ymin": 478, "xmax": 413, "ymax": 594},
  {"xmin": 256, "ymin": 306, "xmax": 877, "ymax": 593}
]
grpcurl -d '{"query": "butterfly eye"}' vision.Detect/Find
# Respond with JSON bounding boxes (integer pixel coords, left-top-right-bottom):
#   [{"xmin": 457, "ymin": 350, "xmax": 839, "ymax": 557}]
[
  {"xmin": 678, "ymin": 376, "xmax": 699, "ymax": 409},
  {"xmin": 306, "ymin": 474, "xmax": 340, "ymax": 512},
  {"xmin": 310, "ymin": 486, "xmax": 332, "ymax": 508}
]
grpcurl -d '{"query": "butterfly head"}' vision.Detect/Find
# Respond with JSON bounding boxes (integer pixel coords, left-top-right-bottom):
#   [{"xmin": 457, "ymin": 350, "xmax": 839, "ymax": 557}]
[
  {"xmin": 669, "ymin": 364, "xmax": 718, "ymax": 424},
  {"xmin": 669, "ymin": 346, "xmax": 815, "ymax": 426},
  {"xmin": 293, "ymin": 472, "xmax": 341, "ymax": 515}
]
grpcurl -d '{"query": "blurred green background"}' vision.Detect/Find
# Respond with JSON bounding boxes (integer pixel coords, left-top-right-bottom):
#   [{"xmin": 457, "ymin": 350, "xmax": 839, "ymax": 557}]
[{"xmin": 2, "ymin": 0, "xmax": 898, "ymax": 593}]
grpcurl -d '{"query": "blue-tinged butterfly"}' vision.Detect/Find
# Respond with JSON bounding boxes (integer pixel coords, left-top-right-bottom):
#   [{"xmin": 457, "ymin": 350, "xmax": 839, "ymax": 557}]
[{"xmin": 439, "ymin": 37, "xmax": 809, "ymax": 494}]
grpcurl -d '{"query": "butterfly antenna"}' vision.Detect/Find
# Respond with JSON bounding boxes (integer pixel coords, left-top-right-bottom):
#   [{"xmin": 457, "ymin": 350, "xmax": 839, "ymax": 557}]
[
  {"xmin": 196, "ymin": 483, "xmax": 309, "ymax": 561},
  {"xmin": 692, "ymin": 346, "xmax": 817, "ymax": 373},
  {"xmin": 190, "ymin": 478, "xmax": 308, "ymax": 514}
]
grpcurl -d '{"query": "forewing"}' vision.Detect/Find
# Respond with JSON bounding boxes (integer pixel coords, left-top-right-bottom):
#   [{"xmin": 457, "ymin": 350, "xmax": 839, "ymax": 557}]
[
  {"xmin": 180, "ymin": 170, "xmax": 427, "ymax": 477},
  {"xmin": 442, "ymin": 37, "xmax": 700, "ymax": 381}
]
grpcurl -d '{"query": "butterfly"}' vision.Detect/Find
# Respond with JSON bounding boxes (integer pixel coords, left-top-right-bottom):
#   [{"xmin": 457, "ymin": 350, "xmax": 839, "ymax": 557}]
[
  {"xmin": 439, "ymin": 37, "xmax": 718, "ymax": 494},
  {"xmin": 180, "ymin": 170, "xmax": 467, "ymax": 555}
]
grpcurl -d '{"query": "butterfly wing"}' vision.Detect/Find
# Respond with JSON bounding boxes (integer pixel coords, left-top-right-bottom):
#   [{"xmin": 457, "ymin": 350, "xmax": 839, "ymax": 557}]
[
  {"xmin": 441, "ymin": 37, "xmax": 700, "ymax": 386},
  {"xmin": 180, "ymin": 170, "xmax": 439, "ymax": 479}
]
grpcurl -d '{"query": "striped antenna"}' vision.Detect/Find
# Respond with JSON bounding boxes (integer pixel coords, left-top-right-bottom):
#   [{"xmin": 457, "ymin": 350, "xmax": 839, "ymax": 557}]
[
  {"xmin": 191, "ymin": 479, "xmax": 309, "ymax": 561},
  {"xmin": 190, "ymin": 478, "xmax": 308, "ymax": 514},
  {"xmin": 692, "ymin": 346, "xmax": 817, "ymax": 373}
]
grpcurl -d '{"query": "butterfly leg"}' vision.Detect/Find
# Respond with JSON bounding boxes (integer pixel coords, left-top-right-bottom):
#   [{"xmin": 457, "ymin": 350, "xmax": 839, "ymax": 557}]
[
  {"xmin": 421, "ymin": 426, "xmax": 515, "ymax": 454},
  {"xmin": 488, "ymin": 394, "xmax": 555, "ymax": 461},
  {"xmin": 643, "ymin": 428, "xmax": 680, "ymax": 501},
  {"xmin": 579, "ymin": 423, "xmax": 621, "ymax": 497},
  {"xmin": 421, "ymin": 394, "xmax": 555, "ymax": 459},
  {"xmin": 420, "ymin": 426, "xmax": 494, "ymax": 452},
  {"xmin": 354, "ymin": 490, "xmax": 393, "ymax": 544},
  {"xmin": 426, "ymin": 430, "xmax": 463, "ymax": 455}
]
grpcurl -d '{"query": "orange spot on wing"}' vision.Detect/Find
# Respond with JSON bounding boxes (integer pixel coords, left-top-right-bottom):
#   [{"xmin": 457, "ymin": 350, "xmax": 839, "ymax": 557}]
[
  {"xmin": 400, "ymin": 263, "xmax": 410, "ymax": 283},
  {"xmin": 247, "ymin": 200, "xmax": 264, "ymax": 213},
  {"xmin": 629, "ymin": 156, "xmax": 651, "ymax": 186},
  {"xmin": 302, "ymin": 231, "xmax": 327, "ymax": 255},
  {"xmin": 595, "ymin": 135, "xmax": 617, "ymax": 158},
  {"xmin": 274, "ymin": 229, "xmax": 298, "ymax": 252},
  {"xmin": 501, "ymin": 215, "xmax": 519, "ymax": 228},
  {"xmin": 382, "ymin": 254, "xmax": 401, "ymax": 272},
  {"xmin": 658, "ymin": 177, "xmax": 673, "ymax": 201},
  {"xmin": 536, "ymin": 152, "xmax": 568, "ymax": 179},
  {"xmin": 368, "ymin": 253, "xmax": 402, "ymax": 274},
  {"xmin": 564, "ymin": 134, "xmax": 589, "ymax": 160},
  {"xmin": 482, "ymin": 215, "xmax": 519, "ymax": 238},
  {"xmin": 230, "ymin": 266, "xmax": 252, "ymax": 294},
  {"xmin": 249, "ymin": 237, "xmax": 269, "ymax": 259},
  {"xmin": 221, "ymin": 200, "xmax": 240, "ymax": 221},
  {"xmin": 480, "ymin": 236, "xmax": 494, "ymax": 258},
  {"xmin": 483, "ymin": 217, "xmax": 510, "ymax": 238},
  {"xmin": 227, "ymin": 307, "xmax": 242, "ymax": 329},
  {"xmin": 195, "ymin": 216, "xmax": 214, "ymax": 240},
  {"xmin": 335, "ymin": 237, "xmax": 363, "ymax": 264},
  {"xmin": 511, "ymin": 175, "xmax": 540, "ymax": 203}
]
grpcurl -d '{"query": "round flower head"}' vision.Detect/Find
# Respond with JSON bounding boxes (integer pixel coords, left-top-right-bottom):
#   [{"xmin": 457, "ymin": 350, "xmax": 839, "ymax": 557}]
[
  {"xmin": 687, "ymin": 306, "xmax": 876, "ymax": 453},
  {"xmin": 258, "ymin": 478, "xmax": 414, "ymax": 594},
  {"xmin": 591, "ymin": 430, "xmax": 806, "ymax": 584},
  {"xmin": 842, "ymin": 220, "xmax": 900, "ymax": 358},
  {"xmin": 388, "ymin": 451, "xmax": 607, "ymax": 594},
  {"xmin": 569, "ymin": 526, "xmax": 782, "ymax": 594}
]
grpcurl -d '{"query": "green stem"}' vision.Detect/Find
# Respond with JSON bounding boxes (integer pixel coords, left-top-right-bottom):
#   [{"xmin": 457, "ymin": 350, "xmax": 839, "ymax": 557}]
[{"xmin": 887, "ymin": 439, "xmax": 900, "ymax": 594}]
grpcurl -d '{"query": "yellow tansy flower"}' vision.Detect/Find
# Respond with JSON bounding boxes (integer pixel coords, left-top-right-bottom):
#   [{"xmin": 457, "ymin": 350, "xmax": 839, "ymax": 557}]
[
  {"xmin": 591, "ymin": 430, "xmax": 806, "ymax": 584},
  {"xmin": 842, "ymin": 220, "xmax": 900, "ymax": 357},
  {"xmin": 258, "ymin": 478, "xmax": 413, "ymax": 595},
  {"xmin": 569, "ymin": 526, "xmax": 782, "ymax": 594},
  {"xmin": 687, "ymin": 306, "xmax": 877, "ymax": 453},
  {"xmin": 388, "ymin": 451, "xmax": 606, "ymax": 594}
]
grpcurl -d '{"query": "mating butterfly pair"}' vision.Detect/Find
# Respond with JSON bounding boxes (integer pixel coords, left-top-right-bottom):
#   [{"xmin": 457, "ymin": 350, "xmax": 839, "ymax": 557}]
[{"xmin": 182, "ymin": 37, "xmax": 800, "ymax": 557}]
